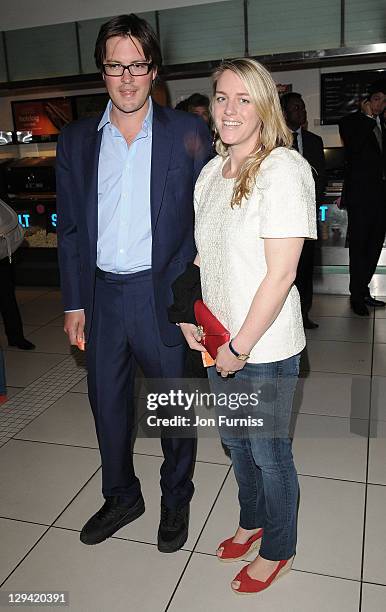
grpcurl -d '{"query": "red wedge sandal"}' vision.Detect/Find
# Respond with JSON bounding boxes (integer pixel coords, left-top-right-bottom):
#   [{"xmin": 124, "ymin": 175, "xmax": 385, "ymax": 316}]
[
  {"xmin": 231, "ymin": 556, "xmax": 294, "ymax": 594},
  {"xmin": 216, "ymin": 528, "xmax": 263, "ymax": 562}
]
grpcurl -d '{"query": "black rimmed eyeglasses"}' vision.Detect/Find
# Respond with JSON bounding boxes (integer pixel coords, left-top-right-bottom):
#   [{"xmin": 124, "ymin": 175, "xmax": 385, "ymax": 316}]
[{"xmin": 102, "ymin": 62, "xmax": 154, "ymax": 77}]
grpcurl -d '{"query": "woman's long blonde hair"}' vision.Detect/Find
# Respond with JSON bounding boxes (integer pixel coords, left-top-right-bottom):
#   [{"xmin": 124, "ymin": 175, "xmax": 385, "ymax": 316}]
[{"xmin": 211, "ymin": 58, "xmax": 292, "ymax": 208}]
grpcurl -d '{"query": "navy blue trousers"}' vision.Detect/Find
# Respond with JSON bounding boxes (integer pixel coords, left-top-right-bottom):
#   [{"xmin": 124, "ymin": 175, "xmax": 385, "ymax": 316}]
[{"xmin": 86, "ymin": 268, "xmax": 195, "ymax": 509}]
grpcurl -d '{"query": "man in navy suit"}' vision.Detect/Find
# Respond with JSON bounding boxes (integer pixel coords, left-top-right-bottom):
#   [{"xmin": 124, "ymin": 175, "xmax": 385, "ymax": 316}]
[{"xmin": 56, "ymin": 14, "xmax": 210, "ymax": 552}]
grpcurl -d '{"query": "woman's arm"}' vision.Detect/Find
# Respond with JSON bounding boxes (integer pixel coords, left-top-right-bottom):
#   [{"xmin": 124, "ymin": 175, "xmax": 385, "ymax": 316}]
[{"xmin": 215, "ymin": 236, "xmax": 304, "ymax": 374}]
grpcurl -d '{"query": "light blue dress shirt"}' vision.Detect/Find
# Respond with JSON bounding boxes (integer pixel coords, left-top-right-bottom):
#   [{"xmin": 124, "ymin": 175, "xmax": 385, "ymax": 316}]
[{"xmin": 96, "ymin": 99, "xmax": 153, "ymax": 274}]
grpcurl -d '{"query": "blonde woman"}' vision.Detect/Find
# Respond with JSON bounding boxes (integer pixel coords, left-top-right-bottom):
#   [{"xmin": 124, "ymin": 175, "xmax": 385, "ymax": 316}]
[{"xmin": 179, "ymin": 59, "xmax": 317, "ymax": 594}]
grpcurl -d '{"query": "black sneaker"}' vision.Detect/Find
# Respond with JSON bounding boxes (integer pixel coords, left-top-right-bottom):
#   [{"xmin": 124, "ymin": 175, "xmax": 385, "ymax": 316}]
[
  {"xmin": 157, "ymin": 501, "xmax": 189, "ymax": 553},
  {"xmin": 80, "ymin": 495, "xmax": 145, "ymax": 545}
]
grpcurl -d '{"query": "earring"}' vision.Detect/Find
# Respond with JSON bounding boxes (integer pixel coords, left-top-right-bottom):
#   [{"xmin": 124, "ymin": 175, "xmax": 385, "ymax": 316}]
[{"xmin": 211, "ymin": 128, "xmax": 218, "ymax": 148}]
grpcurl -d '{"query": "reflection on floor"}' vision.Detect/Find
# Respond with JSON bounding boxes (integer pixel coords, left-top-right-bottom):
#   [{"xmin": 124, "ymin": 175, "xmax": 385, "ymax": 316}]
[{"xmin": 0, "ymin": 288, "xmax": 385, "ymax": 611}]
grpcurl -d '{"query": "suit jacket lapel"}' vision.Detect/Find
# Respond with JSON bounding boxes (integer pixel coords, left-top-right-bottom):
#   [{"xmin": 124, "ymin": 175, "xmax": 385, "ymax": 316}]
[{"xmin": 151, "ymin": 103, "xmax": 173, "ymax": 234}]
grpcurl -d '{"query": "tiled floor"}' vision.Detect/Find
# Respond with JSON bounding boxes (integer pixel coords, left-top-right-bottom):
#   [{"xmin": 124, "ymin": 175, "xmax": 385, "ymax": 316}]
[{"xmin": 0, "ymin": 289, "xmax": 385, "ymax": 611}]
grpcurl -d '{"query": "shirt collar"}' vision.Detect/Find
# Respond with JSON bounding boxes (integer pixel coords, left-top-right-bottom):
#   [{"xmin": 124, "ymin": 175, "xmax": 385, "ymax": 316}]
[{"xmin": 98, "ymin": 97, "xmax": 153, "ymax": 132}]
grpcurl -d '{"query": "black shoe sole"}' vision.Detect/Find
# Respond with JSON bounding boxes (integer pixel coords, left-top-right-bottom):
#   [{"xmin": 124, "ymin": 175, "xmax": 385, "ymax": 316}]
[
  {"xmin": 157, "ymin": 527, "xmax": 189, "ymax": 553},
  {"xmin": 80, "ymin": 498, "xmax": 145, "ymax": 545}
]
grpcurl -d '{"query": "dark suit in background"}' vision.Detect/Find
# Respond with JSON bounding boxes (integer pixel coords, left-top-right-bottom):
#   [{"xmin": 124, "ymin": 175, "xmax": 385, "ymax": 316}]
[
  {"xmin": 339, "ymin": 110, "xmax": 386, "ymax": 303},
  {"xmin": 295, "ymin": 128, "xmax": 325, "ymax": 316}
]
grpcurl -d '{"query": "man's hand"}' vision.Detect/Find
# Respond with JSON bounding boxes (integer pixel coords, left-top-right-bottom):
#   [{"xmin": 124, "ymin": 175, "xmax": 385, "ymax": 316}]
[
  {"xmin": 179, "ymin": 323, "xmax": 206, "ymax": 352},
  {"xmin": 361, "ymin": 99, "xmax": 374, "ymax": 118},
  {"xmin": 64, "ymin": 311, "xmax": 85, "ymax": 346}
]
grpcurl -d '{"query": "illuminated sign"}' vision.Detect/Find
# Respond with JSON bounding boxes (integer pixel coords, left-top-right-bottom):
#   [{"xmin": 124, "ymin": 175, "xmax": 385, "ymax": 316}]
[
  {"xmin": 18, "ymin": 213, "xmax": 30, "ymax": 228},
  {"xmin": 319, "ymin": 205, "xmax": 328, "ymax": 221},
  {"xmin": 17, "ymin": 211, "xmax": 57, "ymax": 231}
]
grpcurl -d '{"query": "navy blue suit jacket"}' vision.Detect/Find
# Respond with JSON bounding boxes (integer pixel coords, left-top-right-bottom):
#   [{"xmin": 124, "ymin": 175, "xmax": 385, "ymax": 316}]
[{"xmin": 56, "ymin": 102, "xmax": 211, "ymax": 346}]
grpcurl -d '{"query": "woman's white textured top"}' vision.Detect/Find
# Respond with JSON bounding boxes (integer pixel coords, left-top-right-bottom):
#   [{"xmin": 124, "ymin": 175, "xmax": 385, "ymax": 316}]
[{"xmin": 194, "ymin": 147, "xmax": 317, "ymax": 364}]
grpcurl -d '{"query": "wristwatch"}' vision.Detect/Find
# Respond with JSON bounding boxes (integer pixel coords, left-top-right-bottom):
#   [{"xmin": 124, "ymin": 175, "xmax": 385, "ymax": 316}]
[{"xmin": 229, "ymin": 339, "xmax": 250, "ymax": 361}]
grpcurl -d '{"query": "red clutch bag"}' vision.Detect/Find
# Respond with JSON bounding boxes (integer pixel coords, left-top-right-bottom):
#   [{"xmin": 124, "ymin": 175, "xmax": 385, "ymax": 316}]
[{"xmin": 194, "ymin": 299, "xmax": 230, "ymax": 359}]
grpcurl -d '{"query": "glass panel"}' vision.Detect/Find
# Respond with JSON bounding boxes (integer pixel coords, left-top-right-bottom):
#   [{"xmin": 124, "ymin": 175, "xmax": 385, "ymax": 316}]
[
  {"xmin": 159, "ymin": 1, "xmax": 244, "ymax": 65},
  {"xmin": 345, "ymin": 0, "xmax": 386, "ymax": 46},
  {"xmin": 78, "ymin": 12, "xmax": 157, "ymax": 75},
  {"xmin": 248, "ymin": 0, "xmax": 341, "ymax": 55},
  {"xmin": 78, "ymin": 17, "xmax": 110, "ymax": 74},
  {"xmin": 0, "ymin": 35, "xmax": 7, "ymax": 82},
  {"xmin": 5, "ymin": 23, "xmax": 79, "ymax": 81}
]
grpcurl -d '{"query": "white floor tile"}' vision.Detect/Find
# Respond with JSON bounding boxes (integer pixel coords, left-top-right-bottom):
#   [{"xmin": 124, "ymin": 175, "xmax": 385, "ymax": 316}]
[
  {"xmin": 69, "ymin": 376, "xmax": 88, "ymax": 393},
  {"xmin": 292, "ymin": 414, "xmax": 368, "ymax": 482},
  {"xmin": 0, "ymin": 518, "xmax": 47, "ymax": 584},
  {"xmin": 363, "ymin": 485, "xmax": 386, "ymax": 584},
  {"xmin": 26, "ymin": 325, "xmax": 72, "ymax": 355},
  {"xmin": 0, "ymin": 324, "xmax": 39, "ymax": 349},
  {"xmin": 374, "ymin": 319, "xmax": 386, "ymax": 344},
  {"xmin": 15, "ymin": 287, "xmax": 54, "ymax": 305},
  {"xmin": 371, "ymin": 376, "xmax": 386, "ymax": 422},
  {"xmin": 134, "ymin": 418, "xmax": 231, "ymax": 465},
  {"xmin": 167, "ymin": 552, "xmax": 360, "ymax": 612},
  {"xmin": 55, "ymin": 454, "xmax": 229, "ymax": 550},
  {"xmin": 305, "ymin": 316, "xmax": 373, "ymax": 343},
  {"xmin": 295, "ymin": 476, "xmax": 364, "ymax": 580},
  {"xmin": 48, "ymin": 314, "xmax": 64, "ymax": 327},
  {"xmin": 294, "ymin": 372, "xmax": 370, "ymax": 419},
  {"xmin": 5, "ymin": 387, "xmax": 23, "ymax": 399},
  {"xmin": 361, "ymin": 583, "xmax": 386, "ymax": 612},
  {"xmin": 302, "ymin": 340, "xmax": 372, "ymax": 375},
  {"xmin": 368, "ymin": 420, "xmax": 386, "ymax": 485},
  {"xmin": 4, "ymin": 351, "xmax": 66, "ymax": 387},
  {"xmin": 373, "ymin": 344, "xmax": 386, "ymax": 376},
  {"xmin": 19, "ymin": 292, "xmax": 64, "ymax": 326},
  {"xmin": 195, "ymin": 470, "xmax": 241, "ymax": 557},
  {"xmin": 14, "ymin": 392, "xmax": 97, "ymax": 448},
  {"xmin": 0, "ymin": 440, "xmax": 100, "ymax": 523},
  {"xmin": 1, "ymin": 527, "xmax": 189, "ymax": 612},
  {"xmin": 310, "ymin": 295, "xmax": 356, "ymax": 318},
  {"xmin": 374, "ymin": 305, "xmax": 386, "ymax": 319}
]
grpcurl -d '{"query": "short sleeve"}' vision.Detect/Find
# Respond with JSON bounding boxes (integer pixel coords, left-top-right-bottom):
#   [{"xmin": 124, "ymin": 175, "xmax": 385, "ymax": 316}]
[
  {"xmin": 194, "ymin": 155, "xmax": 222, "ymax": 213},
  {"xmin": 258, "ymin": 148, "xmax": 317, "ymax": 239}
]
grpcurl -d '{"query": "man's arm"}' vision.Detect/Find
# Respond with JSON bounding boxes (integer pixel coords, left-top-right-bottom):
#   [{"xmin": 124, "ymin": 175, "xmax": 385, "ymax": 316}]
[{"xmin": 56, "ymin": 129, "xmax": 85, "ymax": 345}]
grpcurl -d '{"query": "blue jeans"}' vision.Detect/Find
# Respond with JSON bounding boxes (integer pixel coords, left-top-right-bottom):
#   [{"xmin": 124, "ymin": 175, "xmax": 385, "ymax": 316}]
[{"xmin": 207, "ymin": 353, "xmax": 300, "ymax": 561}]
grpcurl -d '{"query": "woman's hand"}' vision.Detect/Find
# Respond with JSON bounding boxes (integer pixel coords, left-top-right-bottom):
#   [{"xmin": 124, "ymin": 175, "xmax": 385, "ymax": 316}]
[
  {"xmin": 215, "ymin": 342, "xmax": 246, "ymax": 377},
  {"xmin": 179, "ymin": 323, "xmax": 207, "ymax": 352}
]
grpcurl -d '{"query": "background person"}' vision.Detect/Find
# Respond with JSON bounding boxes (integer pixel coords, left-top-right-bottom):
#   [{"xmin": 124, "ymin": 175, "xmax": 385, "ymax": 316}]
[
  {"xmin": 180, "ymin": 58, "xmax": 316, "ymax": 594},
  {"xmin": 185, "ymin": 93, "xmax": 210, "ymax": 125},
  {"xmin": 339, "ymin": 80, "xmax": 386, "ymax": 316},
  {"xmin": 281, "ymin": 92, "xmax": 325, "ymax": 329},
  {"xmin": 0, "ymin": 257, "xmax": 35, "ymax": 350},
  {"xmin": 56, "ymin": 14, "xmax": 211, "ymax": 553}
]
